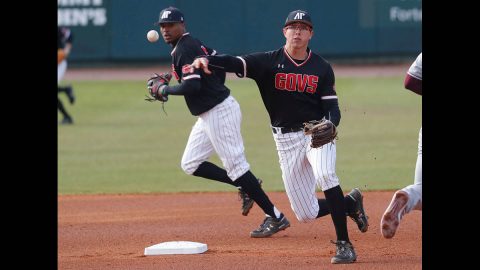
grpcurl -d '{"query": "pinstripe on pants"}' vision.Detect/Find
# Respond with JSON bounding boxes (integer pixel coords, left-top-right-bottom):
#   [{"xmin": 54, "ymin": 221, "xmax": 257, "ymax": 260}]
[
  {"xmin": 181, "ymin": 95, "xmax": 250, "ymax": 181},
  {"xmin": 272, "ymin": 130, "xmax": 340, "ymax": 222}
]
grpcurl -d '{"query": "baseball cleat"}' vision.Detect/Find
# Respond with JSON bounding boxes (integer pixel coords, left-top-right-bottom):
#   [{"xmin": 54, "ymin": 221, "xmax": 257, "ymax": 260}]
[
  {"xmin": 381, "ymin": 190, "xmax": 409, "ymax": 239},
  {"xmin": 331, "ymin": 240, "xmax": 357, "ymax": 264},
  {"xmin": 61, "ymin": 116, "xmax": 74, "ymax": 125},
  {"xmin": 238, "ymin": 178, "xmax": 263, "ymax": 216},
  {"xmin": 250, "ymin": 215, "xmax": 290, "ymax": 238},
  {"xmin": 346, "ymin": 188, "xmax": 369, "ymax": 233}
]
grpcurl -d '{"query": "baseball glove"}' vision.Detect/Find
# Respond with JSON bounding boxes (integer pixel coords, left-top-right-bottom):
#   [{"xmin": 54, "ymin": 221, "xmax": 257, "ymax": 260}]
[
  {"xmin": 58, "ymin": 49, "xmax": 66, "ymax": 64},
  {"xmin": 145, "ymin": 72, "xmax": 172, "ymax": 102},
  {"xmin": 303, "ymin": 119, "xmax": 338, "ymax": 148}
]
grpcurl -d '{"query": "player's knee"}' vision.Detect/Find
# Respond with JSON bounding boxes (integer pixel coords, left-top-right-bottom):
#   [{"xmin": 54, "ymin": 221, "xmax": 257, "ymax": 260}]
[
  {"xmin": 318, "ymin": 173, "xmax": 339, "ymax": 188},
  {"xmin": 294, "ymin": 212, "xmax": 317, "ymax": 223},
  {"xmin": 180, "ymin": 160, "xmax": 198, "ymax": 175}
]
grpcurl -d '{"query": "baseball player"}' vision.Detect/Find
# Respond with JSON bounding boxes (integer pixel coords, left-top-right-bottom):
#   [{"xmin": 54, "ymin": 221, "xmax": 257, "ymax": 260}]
[
  {"xmin": 58, "ymin": 26, "xmax": 75, "ymax": 125},
  {"xmin": 191, "ymin": 10, "xmax": 368, "ymax": 264},
  {"xmin": 381, "ymin": 53, "xmax": 422, "ymax": 239},
  {"xmin": 151, "ymin": 6, "xmax": 290, "ymax": 237}
]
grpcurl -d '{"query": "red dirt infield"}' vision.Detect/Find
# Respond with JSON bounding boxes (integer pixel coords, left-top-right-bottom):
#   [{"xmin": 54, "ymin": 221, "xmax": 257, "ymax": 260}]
[{"xmin": 58, "ymin": 191, "xmax": 421, "ymax": 269}]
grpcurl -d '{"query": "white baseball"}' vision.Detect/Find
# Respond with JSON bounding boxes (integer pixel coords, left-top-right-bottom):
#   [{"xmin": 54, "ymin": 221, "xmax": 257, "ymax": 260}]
[{"xmin": 147, "ymin": 30, "xmax": 159, "ymax": 43}]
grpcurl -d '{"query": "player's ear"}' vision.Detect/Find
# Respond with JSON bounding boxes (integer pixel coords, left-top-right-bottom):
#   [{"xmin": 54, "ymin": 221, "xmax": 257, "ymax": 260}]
[
  {"xmin": 310, "ymin": 30, "xmax": 314, "ymax": 39},
  {"xmin": 282, "ymin": 27, "xmax": 287, "ymax": 37}
]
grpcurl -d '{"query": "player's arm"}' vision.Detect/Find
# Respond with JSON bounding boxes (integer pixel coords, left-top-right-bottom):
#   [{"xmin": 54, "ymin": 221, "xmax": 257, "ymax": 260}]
[
  {"xmin": 162, "ymin": 53, "xmax": 202, "ymax": 96},
  {"xmin": 64, "ymin": 28, "xmax": 74, "ymax": 56},
  {"xmin": 320, "ymin": 65, "xmax": 341, "ymax": 127},
  {"xmin": 64, "ymin": 43, "xmax": 73, "ymax": 56},
  {"xmin": 404, "ymin": 53, "xmax": 422, "ymax": 95},
  {"xmin": 192, "ymin": 52, "xmax": 268, "ymax": 80},
  {"xmin": 192, "ymin": 55, "xmax": 244, "ymax": 75},
  {"xmin": 404, "ymin": 73, "xmax": 422, "ymax": 95},
  {"xmin": 202, "ymin": 46, "xmax": 227, "ymax": 84}
]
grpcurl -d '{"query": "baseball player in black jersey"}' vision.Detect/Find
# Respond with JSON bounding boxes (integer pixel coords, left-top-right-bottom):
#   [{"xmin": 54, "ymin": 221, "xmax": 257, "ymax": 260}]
[
  {"xmin": 58, "ymin": 26, "xmax": 76, "ymax": 125},
  {"xmin": 192, "ymin": 10, "xmax": 369, "ymax": 264},
  {"xmin": 152, "ymin": 6, "xmax": 290, "ymax": 237}
]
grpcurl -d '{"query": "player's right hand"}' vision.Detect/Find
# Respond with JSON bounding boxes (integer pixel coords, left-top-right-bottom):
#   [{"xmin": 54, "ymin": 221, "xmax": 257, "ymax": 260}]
[{"xmin": 192, "ymin": 58, "xmax": 212, "ymax": 75}]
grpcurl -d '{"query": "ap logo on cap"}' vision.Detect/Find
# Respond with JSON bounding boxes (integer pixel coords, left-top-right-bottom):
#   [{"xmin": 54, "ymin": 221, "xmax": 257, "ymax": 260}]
[
  {"xmin": 161, "ymin": 11, "xmax": 171, "ymax": 19},
  {"xmin": 294, "ymin": 12, "xmax": 305, "ymax": 20}
]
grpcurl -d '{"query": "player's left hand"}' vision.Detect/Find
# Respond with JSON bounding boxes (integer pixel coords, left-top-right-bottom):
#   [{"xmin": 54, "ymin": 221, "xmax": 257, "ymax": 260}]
[
  {"xmin": 303, "ymin": 119, "xmax": 338, "ymax": 148},
  {"xmin": 146, "ymin": 72, "xmax": 171, "ymax": 102},
  {"xmin": 191, "ymin": 57, "xmax": 212, "ymax": 74},
  {"xmin": 58, "ymin": 49, "xmax": 66, "ymax": 64}
]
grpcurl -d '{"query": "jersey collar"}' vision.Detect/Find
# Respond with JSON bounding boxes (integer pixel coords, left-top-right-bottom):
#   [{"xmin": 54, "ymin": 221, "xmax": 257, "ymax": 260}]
[
  {"xmin": 170, "ymin": 32, "xmax": 190, "ymax": 56},
  {"xmin": 283, "ymin": 46, "xmax": 312, "ymax": 67}
]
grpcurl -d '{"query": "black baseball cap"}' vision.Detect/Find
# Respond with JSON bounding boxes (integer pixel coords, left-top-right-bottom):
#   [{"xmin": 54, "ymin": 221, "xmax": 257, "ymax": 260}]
[
  {"xmin": 155, "ymin": 7, "xmax": 184, "ymax": 25},
  {"xmin": 284, "ymin": 10, "xmax": 313, "ymax": 28}
]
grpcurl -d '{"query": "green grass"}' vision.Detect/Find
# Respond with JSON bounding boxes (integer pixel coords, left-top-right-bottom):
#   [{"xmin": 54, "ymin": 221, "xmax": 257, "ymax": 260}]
[{"xmin": 58, "ymin": 77, "xmax": 421, "ymax": 194}]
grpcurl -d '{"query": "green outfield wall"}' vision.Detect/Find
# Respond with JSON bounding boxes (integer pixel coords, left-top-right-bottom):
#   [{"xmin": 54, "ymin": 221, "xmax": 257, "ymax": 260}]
[{"xmin": 58, "ymin": 0, "xmax": 421, "ymax": 62}]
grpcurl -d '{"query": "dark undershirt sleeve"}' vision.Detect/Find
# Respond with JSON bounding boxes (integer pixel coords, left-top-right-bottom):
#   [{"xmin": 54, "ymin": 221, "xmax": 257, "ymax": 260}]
[
  {"xmin": 322, "ymin": 99, "xmax": 341, "ymax": 127},
  {"xmin": 204, "ymin": 55, "xmax": 244, "ymax": 74},
  {"xmin": 163, "ymin": 79, "xmax": 201, "ymax": 96}
]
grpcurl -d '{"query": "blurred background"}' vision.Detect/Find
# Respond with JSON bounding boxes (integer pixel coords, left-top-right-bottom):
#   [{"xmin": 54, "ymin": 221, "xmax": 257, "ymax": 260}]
[{"xmin": 58, "ymin": 0, "xmax": 421, "ymax": 65}]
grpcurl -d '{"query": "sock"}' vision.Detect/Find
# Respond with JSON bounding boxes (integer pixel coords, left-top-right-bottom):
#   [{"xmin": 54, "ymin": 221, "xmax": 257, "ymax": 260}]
[
  {"xmin": 317, "ymin": 196, "xmax": 355, "ymax": 218},
  {"xmin": 58, "ymin": 98, "xmax": 71, "ymax": 119},
  {"xmin": 267, "ymin": 206, "xmax": 282, "ymax": 219},
  {"xmin": 58, "ymin": 86, "xmax": 67, "ymax": 93},
  {"xmin": 324, "ymin": 185, "xmax": 349, "ymax": 242},
  {"xmin": 316, "ymin": 199, "xmax": 330, "ymax": 218},
  {"xmin": 192, "ymin": 161, "xmax": 238, "ymax": 187},
  {"xmin": 235, "ymin": 171, "xmax": 277, "ymax": 218}
]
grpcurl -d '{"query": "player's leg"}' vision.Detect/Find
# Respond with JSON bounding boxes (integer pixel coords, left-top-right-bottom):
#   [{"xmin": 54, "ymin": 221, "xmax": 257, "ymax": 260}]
[
  {"xmin": 272, "ymin": 130, "xmax": 320, "ymax": 222},
  {"xmin": 409, "ymin": 127, "xmax": 422, "ymax": 211},
  {"xmin": 205, "ymin": 96, "xmax": 289, "ymax": 234},
  {"xmin": 316, "ymin": 189, "xmax": 369, "ymax": 233},
  {"xmin": 58, "ymin": 61, "xmax": 67, "ymax": 84},
  {"xmin": 58, "ymin": 98, "xmax": 73, "ymax": 124},
  {"xmin": 381, "ymin": 128, "xmax": 422, "ymax": 238},
  {"xmin": 404, "ymin": 127, "xmax": 422, "ymax": 211},
  {"xmin": 58, "ymin": 85, "xmax": 75, "ymax": 104},
  {"xmin": 181, "ymin": 118, "xmax": 236, "ymax": 186},
  {"xmin": 58, "ymin": 61, "xmax": 73, "ymax": 124},
  {"xmin": 307, "ymin": 142, "xmax": 356, "ymax": 264},
  {"xmin": 183, "ymin": 117, "xmax": 260, "ymax": 216}
]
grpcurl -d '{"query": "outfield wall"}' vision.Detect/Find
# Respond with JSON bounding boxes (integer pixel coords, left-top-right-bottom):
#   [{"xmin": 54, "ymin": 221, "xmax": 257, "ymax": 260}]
[{"xmin": 58, "ymin": 0, "xmax": 422, "ymax": 63}]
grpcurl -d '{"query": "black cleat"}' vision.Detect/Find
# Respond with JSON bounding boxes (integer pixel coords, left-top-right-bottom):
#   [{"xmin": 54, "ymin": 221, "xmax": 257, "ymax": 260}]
[
  {"xmin": 331, "ymin": 240, "xmax": 357, "ymax": 264},
  {"xmin": 250, "ymin": 215, "xmax": 290, "ymax": 238},
  {"xmin": 60, "ymin": 117, "xmax": 73, "ymax": 125},
  {"xmin": 346, "ymin": 188, "xmax": 369, "ymax": 233}
]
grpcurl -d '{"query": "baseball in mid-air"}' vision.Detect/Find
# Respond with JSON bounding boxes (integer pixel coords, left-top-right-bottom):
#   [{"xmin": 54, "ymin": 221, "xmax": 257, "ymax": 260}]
[{"xmin": 147, "ymin": 30, "xmax": 159, "ymax": 42}]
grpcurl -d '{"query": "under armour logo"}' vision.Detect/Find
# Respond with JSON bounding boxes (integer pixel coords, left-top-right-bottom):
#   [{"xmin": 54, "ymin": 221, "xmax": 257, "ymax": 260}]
[
  {"xmin": 277, "ymin": 64, "xmax": 284, "ymax": 68},
  {"xmin": 161, "ymin": 11, "xmax": 171, "ymax": 19},
  {"xmin": 294, "ymin": 12, "xmax": 305, "ymax": 20}
]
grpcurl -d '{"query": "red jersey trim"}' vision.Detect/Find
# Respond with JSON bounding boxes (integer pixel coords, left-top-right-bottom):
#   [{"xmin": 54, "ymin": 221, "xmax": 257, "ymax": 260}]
[{"xmin": 283, "ymin": 46, "xmax": 312, "ymax": 67}]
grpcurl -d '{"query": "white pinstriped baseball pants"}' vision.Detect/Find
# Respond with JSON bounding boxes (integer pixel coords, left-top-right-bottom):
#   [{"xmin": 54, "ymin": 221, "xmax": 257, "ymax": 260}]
[
  {"xmin": 58, "ymin": 60, "xmax": 67, "ymax": 83},
  {"xmin": 401, "ymin": 127, "xmax": 422, "ymax": 213},
  {"xmin": 181, "ymin": 95, "xmax": 250, "ymax": 181},
  {"xmin": 272, "ymin": 130, "xmax": 340, "ymax": 223}
]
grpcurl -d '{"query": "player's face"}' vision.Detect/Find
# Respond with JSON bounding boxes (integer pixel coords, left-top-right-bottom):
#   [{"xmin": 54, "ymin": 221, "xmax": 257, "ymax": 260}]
[
  {"xmin": 159, "ymin": 22, "xmax": 185, "ymax": 44},
  {"xmin": 283, "ymin": 23, "xmax": 313, "ymax": 49}
]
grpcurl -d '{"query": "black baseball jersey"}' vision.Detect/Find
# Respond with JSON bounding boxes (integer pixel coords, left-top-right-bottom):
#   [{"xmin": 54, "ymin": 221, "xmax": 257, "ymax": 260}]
[
  {"xmin": 237, "ymin": 47, "xmax": 338, "ymax": 128},
  {"xmin": 58, "ymin": 27, "xmax": 73, "ymax": 49},
  {"xmin": 170, "ymin": 33, "xmax": 229, "ymax": 115}
]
